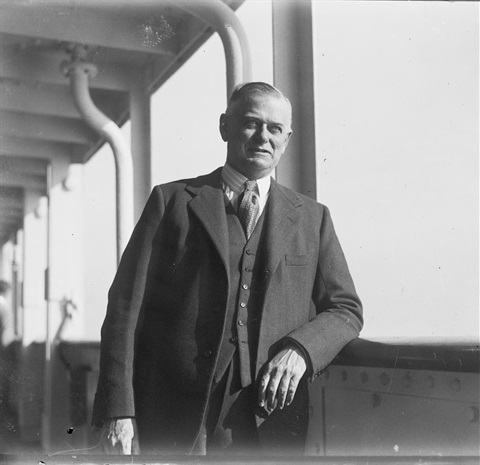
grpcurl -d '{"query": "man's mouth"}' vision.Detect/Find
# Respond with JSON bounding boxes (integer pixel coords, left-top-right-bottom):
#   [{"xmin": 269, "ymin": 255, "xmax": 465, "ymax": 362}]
[{"xmin": 249, "ymin": 147, "xmax": 270, "ymax": 155}]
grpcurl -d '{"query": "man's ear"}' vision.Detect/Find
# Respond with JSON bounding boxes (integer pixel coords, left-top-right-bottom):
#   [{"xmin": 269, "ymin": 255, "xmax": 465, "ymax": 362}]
[
  {"xmin": 219, "ymin": 114, "xmax": 228, "ymax": 142},
  {"xmin": 284, "ymin": 130, "xmax": 293, "ymax": 149}
]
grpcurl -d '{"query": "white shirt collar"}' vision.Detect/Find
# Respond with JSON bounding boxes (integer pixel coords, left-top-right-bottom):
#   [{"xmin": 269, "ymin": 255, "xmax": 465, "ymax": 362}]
[{"xmin": 221, "ymin": 163, "xmax": 271, "ymax": 199}]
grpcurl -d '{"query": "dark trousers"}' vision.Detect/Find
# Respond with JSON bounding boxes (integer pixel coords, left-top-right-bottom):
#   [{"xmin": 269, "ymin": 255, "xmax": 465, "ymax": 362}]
[
  {"xmin": 192, "ymin": 353, "xmax": 309, "ymax": 456},
  {"xmin": 193, "ymin": 355, "xmax": 260, "ymax": 455}
]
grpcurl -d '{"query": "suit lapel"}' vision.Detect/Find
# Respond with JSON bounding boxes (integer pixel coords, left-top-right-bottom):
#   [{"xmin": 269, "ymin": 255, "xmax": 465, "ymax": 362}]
[
  {"xmin": 185, "ymin": 169, "xmax": 230, "ymax": 274},
  {"xmin": 184, "ymin": 172, "xmax": 303, "ymax": 293},
  {"xmin": 263, "ymin": 180, "xmax": 303, "ymax": 285}
]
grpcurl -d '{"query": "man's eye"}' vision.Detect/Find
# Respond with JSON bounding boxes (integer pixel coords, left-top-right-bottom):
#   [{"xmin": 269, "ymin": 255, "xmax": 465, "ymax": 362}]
[
  {"xmin": 269, "ymin": 125, "xmax": 282, "ymax": 134},
  {"xmin": 244, "ymin": 120, "xmax": 258, "ymax": 129}
]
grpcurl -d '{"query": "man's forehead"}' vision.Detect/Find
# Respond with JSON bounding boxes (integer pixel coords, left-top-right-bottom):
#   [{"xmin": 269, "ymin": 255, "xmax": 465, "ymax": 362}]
[{"xmin": 230, "ymin": 93, "xmax": 292, "ymax": 120}]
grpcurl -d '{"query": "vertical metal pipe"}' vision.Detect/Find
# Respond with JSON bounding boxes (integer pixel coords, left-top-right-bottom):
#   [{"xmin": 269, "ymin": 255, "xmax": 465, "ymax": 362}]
[
  {"xmin": 174, "ymin": 0, "xmax": 252, "ymax": 98},
  {"xmin": 63, "ymin": 61, "xmax": 134, "ymax": 264},
  {"xmin": 129, "ymin": 73, "xmax": 152, "ymax": 222},
  {"xmin": 42, "ymin": 163, "xmax": 53, "ymax": 452}
]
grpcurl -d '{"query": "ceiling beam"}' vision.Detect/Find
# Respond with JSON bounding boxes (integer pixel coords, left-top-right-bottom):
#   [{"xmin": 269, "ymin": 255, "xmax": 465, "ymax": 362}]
[
  {"xmin": 0, "ymin": 4, "xmax": 179, "ymax": 56},
  {"xmin": 1, "ymin": 82, "xmax": 79, "ymax": 118},
  {"xmin": 0, "ymin": 215, "xmax": 22, "ymax": 224},
  {"xmin": 0, "ymin": 197, "xmax": 23, "ymax": 210},
  {"xmin": 0, "ymin": 82, "xmax": 127, "ymax": 119},
  {"xmin": 0, "ymin": 155, "xmax": 49, "ymax": 178},
  {"xmin": 0, "ymin": 136, "xmax": 83, "ymax": 161},
  {"xmin": 0, "ymin": 44, "xmax": 134, "ymax": 92},
  {"xmin": 0, "ymin": 172, "xmax": 46, "ymax": 192},
  {"xmin": 0, "ymin": 202, "xmax": 23, "ymax": 217},
  {"xmin": 0, "ymin": 111, "xmax": 97, "ymax": 145}
]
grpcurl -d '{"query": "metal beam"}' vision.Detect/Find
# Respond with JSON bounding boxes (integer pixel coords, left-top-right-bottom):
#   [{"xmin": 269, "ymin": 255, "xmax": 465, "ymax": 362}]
[
  {"xmin": 0, "ymin": 172, "xmax": 46, "ymax": 192},
  {"xmin": 0, "ymin": 4, "xmax": 178, "ymax": 56},
  {"xmin": 272, "ymin": 0, "xmax": 317, "ymax": 199},
  {"xmin": 0, "ymin": 155, "xmax": 48, "ymax": 177},
  {"xmin": 1, "ymin": 82, "xmax": 80, "ymax": 118},
  {"xmin": 0, "ymin": 44, "xmax": 134, "ymax": 92},
  {"xmin": 0, "ymin": 111, "xmax": 97, "ymax": 145},
  {"xmin": 0, "ymin": 136, "xmax": 83, "ymax": 161},
  {"xmin": 0, "ymin": 197, "xmax": 23, "ymax": 210},
  {"xmin": 0, "ymin": 82, "xmax": 127, "ymax": 119},
  {"xmin": 0, "ymin": 217, "xmax": 21, "ymax": 226}
]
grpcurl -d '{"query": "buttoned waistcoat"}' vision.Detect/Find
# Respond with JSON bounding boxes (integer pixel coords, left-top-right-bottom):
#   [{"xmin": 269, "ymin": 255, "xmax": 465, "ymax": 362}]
[{"xmin": 92, "ymin": 167, "xmax": 363, "ymax": 454}]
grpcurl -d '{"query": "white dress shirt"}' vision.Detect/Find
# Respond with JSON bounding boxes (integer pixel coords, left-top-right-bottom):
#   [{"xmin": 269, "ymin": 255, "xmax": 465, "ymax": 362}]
[{"xmin": 221, "ymin": 164, "xmax": 271, "ymax": 221}]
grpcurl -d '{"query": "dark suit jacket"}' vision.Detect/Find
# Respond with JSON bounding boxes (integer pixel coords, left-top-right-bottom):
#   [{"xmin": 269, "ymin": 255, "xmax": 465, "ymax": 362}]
[{"xmin": 92, "ymin": 167, "xmax": 362, "ymax": 453}]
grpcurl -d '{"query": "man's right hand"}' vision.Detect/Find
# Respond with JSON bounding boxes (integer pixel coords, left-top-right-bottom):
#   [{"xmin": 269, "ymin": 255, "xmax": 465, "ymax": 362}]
[{"xmin": 101, "ymin": 418, "xmax": 138, "ymax": 455}]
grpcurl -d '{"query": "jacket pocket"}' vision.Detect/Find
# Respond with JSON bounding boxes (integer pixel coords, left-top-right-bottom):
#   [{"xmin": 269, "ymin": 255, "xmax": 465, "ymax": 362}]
[{"xmin": 285, "ymin": 254, "xmax": 309, "ymax": 266}]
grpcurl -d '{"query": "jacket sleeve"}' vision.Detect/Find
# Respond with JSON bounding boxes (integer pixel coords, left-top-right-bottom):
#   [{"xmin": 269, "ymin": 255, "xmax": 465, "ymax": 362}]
[
  {"xmin": 285, "ymin": 205, "xmax": 363, "ymax": 382},
  {"xmin": 92, "ymin": 186, "xmax": 165, "ymax": 426}
]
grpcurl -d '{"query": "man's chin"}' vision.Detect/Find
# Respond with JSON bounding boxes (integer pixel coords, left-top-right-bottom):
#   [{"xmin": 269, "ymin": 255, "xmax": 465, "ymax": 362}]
[{"xmin": 243, "ymin": 160, "xmax": 274, "ymax": 178}]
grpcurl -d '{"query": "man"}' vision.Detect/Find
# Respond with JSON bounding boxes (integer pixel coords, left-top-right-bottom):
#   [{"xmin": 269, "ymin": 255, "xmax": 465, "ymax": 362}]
[{"xmin": 93, "ymin": 82, "xmax": 363, "ymax": 455}]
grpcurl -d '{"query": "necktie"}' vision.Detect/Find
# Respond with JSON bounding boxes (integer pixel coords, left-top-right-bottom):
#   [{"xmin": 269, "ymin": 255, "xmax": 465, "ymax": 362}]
[{"xmin": 238, "ymin": 180, "xmax": 259, "ymax": 239}]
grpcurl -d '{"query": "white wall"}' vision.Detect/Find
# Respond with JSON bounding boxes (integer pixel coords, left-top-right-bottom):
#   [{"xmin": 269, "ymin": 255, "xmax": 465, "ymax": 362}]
[{"xmin": 313, "ymin": 1, "xmax": 479, "ymax": 339}]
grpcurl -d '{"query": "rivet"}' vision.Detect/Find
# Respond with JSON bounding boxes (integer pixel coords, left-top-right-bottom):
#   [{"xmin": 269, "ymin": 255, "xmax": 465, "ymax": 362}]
[
  {"xmin": 468, "ymin": 406, "xmax": 479, "ymax": 423},
  {"xmin": 452, "ymin": 378, "xmax": 461, "ymax": 392},
  {"xmin": 370, "ymin": 393, "xmax": 382, "ymax": 408},
  {"xmin": 425, "ymin": 375, "xmax": 434, "ymax": 389},
  {"xmin": 402, "ymin": 373, "xmax": 413, "ymax": 388},
  {"xmin": 379, "ymin": 373, "xmax": 390, "ymax": 386}
]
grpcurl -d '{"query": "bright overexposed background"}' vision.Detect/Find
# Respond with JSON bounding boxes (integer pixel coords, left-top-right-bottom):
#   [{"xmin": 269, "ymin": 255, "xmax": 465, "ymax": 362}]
[
  {"xmin": 81, "ymin": 0, "xmax": 478, "ymax": 341},
  {"xmin": 313, "ymin": 1, "xmax": 478, "ymax": 339}
]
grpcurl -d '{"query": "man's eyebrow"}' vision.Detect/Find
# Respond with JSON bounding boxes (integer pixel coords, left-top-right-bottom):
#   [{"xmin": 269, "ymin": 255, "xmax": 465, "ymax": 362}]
[{"xmin": 241, "ymin": 115, "xmax": 286, "ymax": 126}]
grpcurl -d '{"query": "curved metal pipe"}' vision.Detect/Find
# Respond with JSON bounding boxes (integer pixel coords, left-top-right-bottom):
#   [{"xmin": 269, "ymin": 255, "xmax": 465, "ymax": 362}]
[
  {"xmin": 63, "ymin": 60, "xmax": 134, "ymax": 264},
  {"xmin": 173, "ymin": 0, "xmax": 252, "ymax": 98}
]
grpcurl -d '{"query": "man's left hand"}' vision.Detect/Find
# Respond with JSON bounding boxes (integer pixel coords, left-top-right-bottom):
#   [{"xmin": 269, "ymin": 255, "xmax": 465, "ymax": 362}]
[{"xmin": 258, "ymin": 343, "xmax": 307, "ymax": 412}]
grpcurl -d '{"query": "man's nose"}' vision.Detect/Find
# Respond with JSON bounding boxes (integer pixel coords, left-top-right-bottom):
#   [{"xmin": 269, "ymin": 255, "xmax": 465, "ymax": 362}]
[{"xmin": 255, "ymin": 124, "xmax": 269, "ymax": 143}]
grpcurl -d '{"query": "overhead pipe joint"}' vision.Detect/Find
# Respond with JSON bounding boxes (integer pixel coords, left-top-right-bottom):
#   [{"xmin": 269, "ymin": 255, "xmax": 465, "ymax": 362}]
[{"xmin": 62, "ymin": 48, "xmax": 134, "ymax": 264}]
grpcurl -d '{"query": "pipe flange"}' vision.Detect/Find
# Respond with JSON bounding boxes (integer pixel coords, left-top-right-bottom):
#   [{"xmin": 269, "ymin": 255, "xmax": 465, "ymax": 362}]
[{"xmin": 61, "ymin": 60, "xmax": 98, "ymax": 79}]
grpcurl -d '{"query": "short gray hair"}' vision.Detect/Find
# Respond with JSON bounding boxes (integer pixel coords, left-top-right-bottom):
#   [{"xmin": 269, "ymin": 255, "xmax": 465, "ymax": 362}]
[{"xmin": 225, "ymin": 82, "xmax": 292, "ymax": 117}]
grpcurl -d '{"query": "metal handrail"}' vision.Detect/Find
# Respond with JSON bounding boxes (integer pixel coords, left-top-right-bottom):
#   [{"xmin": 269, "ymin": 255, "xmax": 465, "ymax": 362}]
[{"xmin": 173, "ymin": 0, "xmax": 252, "ymax": 98}]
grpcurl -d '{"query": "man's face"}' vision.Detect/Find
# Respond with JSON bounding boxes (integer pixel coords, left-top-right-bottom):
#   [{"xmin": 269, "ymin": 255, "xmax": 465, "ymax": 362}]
[{"xmin": 220, "ymin": 93, "xmax": 292, "ymax": 180}]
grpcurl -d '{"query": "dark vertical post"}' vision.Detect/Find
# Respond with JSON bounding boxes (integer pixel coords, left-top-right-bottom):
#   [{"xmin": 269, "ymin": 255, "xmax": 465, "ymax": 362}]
[{"xmin": 272, "ymin": 0, "xmax": 317, "ymax": 199}]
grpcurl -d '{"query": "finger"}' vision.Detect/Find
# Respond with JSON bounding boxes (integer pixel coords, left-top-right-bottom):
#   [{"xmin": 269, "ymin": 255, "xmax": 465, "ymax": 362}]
[
  {"xmin": 121, "ymin": 437, "xmax": 132, "ymax": 455},
  {"xmin": 285, "ymin": 373, "xmax": 301, "ymax": 406},
  {"xmin": 101, "ymin": 428, "xmax": 115, "ymax": 454},
  {"xmin": 266, "ymin": 371, "xmax": 283, "ymax": 411},
  {"xmin": 102, "ymin": 436, "xmax": 116, "ymax": 455},
  {"xmin": 258, "ymin": 371, "xmax": 271, "ymax": 407},
  {"xmin": 277, "ymin": 374, "xmax": 291, "ymax": 409}
]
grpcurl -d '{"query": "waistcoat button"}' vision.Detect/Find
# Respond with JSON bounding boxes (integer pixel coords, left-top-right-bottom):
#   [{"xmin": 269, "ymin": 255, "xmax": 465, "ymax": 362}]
[
  {"xmin": 203, "ymin": 350, "xmax": 212, "ymax": 358},
  {"xmin": 237, "ymin": 320, "xmax": 245, "ymax": 326},
  {"xmin": 240, "ymin": 302, "xmax": 246, "ymax": 308}
]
